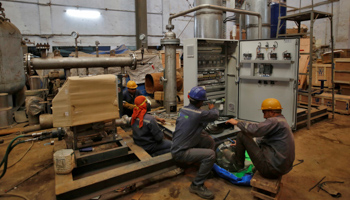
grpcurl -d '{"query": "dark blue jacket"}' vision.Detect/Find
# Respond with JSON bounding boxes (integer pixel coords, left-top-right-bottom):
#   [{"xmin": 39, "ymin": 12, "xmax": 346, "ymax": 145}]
[
  {"xmin": 131, "ymin": 114, "xmax": 164, "ymax": 151},
  {"xmin": 122, "ymin": 89, "xmax": 141, "ymax": 116},
  {"xmin": 171, "ymin": 104, "xmax": 219, "ymax": 155}
]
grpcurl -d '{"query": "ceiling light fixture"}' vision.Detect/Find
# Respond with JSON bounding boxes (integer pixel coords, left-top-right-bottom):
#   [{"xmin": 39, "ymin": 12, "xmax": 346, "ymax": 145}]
[{"xmin": 66, "ymin": 9, "xmax": 101, "ymax": 19}]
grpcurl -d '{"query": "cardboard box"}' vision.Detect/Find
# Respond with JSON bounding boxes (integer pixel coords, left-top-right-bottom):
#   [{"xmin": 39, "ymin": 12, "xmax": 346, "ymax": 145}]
[{"xmin": 52, "ymin": 75, "xmax": 119, "ymax": 127}]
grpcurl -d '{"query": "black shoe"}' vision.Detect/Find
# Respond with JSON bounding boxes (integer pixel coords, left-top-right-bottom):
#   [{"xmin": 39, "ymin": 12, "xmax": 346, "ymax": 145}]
[{"xmin": 189, "ymin": 183, "xmax": 214, "ymax": 199}]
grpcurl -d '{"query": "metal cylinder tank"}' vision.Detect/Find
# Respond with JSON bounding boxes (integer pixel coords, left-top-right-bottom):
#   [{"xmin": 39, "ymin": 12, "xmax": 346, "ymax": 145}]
[
  {"xmin": 0, "ymin": 11, "xmax": 25, "ymax": 94},
  {"xmin": 245, "ymin": 0, "xmax": 270, "ymax": 39},
  {"xmin": 194, "ymin": 0, "xmax": 223, "ymax": 39}
]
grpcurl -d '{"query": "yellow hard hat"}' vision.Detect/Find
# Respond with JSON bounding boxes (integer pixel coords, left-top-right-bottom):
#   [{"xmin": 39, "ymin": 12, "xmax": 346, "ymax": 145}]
[
  {"xmin": 261, "ymin": 98, "xmax": 283, "ymax": 110},
  {"xmin": 127, "ymin": 80, "xmax": 137, "ymax": 89}
]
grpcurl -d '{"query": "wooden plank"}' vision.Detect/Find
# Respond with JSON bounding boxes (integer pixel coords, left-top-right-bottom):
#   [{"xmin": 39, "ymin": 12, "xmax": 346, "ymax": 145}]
[
  {"xmin": 298, "ymin": 55, "xmax": 310, "ymax": 89},
  {"xmin": 299, "ymin": 38, "xmax": 311, "ymax": 53},
  {"xmin": 118, "ymin": 127, "xmax": 152, "ymax": 161},
  {"xmin": 250, "ymin": 171, "xmax": 281, "ymax": 194}
]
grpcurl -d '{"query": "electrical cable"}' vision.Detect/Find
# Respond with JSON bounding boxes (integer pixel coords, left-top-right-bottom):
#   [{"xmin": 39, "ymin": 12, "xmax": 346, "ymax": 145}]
[
  {"xmin": 0, "ymin": 135, "xmax": 31, "ymax": 180},
  {"xmin": 7, "ymin": 141, "xmax": 34, "ymax": 169},
  {"xmin": 0, "ymin": 193, "xmax": 30, "ymax": 200}
]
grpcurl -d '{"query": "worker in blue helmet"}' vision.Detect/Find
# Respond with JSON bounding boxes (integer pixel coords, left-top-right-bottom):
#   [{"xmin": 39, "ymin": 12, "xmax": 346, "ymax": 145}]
[{"xmin": 171, "ymin": 86, "xmax": 219, "ymax": 199}]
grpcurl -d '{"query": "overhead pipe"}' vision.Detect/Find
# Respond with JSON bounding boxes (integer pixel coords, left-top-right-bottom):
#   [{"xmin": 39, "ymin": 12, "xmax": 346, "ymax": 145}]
[{"xmin": 29, "ymin": 56, "xmax": 137, "ymax": 70}]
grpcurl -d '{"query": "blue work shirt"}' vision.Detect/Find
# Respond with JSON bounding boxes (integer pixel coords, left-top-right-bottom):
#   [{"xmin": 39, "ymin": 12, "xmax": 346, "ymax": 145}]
[
  {"xmin": 131, "ymin": 114, "xmax": 164, "ymax": 151},
  {"xmin": 171, "ymin": 104, "xmax": 219, "ymax": 155}
]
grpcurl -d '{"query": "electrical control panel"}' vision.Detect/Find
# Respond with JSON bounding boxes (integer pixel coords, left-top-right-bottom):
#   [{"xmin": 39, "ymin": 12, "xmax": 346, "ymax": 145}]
[
  {"xmin": 183, "ymin": 39, "xmax": 239, "ymax": 116},
  {"xmin": 239, "ymin": 39, "xmax": 299, "ymax": 129},
  {"xmin": 183, "ymin": 38, "xmax": 299, "ymax": 130}
]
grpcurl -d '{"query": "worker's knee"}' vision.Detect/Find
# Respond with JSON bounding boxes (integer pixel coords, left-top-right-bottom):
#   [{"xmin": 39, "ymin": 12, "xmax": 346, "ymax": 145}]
[{"xmin": 207, "ymin": 149, "xmax": 216, "ymax": 161}]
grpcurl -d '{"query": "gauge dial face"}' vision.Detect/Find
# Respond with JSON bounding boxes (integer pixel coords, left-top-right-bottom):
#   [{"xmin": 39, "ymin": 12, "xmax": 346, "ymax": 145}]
[
  {"xmin": 139, "ymin": 34, "xmax": 146, "ymax": 41},
  {"xmin": 71, "ymin": 31, "xmax": 79, "ymax": 38}
]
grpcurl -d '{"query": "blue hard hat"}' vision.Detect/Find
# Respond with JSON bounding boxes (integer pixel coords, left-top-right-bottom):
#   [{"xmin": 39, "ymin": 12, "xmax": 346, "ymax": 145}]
[{"xmin": 188, "ymin": 86, "xmax": 207, "ymax": 101}]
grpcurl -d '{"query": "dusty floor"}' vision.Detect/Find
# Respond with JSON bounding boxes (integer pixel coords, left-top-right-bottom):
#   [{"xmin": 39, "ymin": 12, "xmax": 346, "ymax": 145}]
[{"xmin": 0, "ymin": 114, "xmax": 349, "ymax": 200}]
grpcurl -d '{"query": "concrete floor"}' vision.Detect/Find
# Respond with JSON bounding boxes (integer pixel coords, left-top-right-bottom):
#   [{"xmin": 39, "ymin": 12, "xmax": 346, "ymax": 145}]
[{"xmin": 0, "ymin": 114, "xmax": 349, "ymax": 200}]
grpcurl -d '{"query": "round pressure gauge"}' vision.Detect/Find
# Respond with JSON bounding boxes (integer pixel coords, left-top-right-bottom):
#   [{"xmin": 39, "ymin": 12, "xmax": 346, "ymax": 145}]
[
  {"xmin": 71, "ymin": 31, "xmax": 79, "ymax": 39},
  {"xmin": 139, "ymin": 34, "xmax": 146, "ymax": 41}
]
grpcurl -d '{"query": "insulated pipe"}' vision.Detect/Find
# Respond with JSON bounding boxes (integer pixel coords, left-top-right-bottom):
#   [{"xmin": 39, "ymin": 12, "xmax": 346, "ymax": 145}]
[
  {"xmin": 167, "ymin": 4, "xmax": 262, "ymax": 38},
  {"xmin": 30, "ymin": 56, "xmax": 137, "ymax": 70}
]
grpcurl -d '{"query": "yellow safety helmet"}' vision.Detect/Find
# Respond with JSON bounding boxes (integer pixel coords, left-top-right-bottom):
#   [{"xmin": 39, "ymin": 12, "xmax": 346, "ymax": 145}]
[
  {"xmin": 261, "ymin": 98, "xmax": 283, "ymax": 110},
  {"xmin": 127, "ymin": 80, "xmax": 138, "ymax": 89}
]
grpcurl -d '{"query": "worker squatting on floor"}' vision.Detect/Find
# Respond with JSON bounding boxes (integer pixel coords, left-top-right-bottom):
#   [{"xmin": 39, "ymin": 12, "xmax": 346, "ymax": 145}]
[
  {"xmin": 171, "ymin": 86, "xmax": 219, "ymax": 199},
  {"xmin": 225, "ymin": 98, "xmax": 295, "ymax": 179}
]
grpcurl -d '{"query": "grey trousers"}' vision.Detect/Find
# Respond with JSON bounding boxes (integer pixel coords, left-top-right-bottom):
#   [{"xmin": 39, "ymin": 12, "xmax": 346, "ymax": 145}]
[
  {"xmin": 144, "ymin": 139, "xmax": 172, "ymax": 157},
  {"xmin": 172, "ymin": 133, "xmax": 216, "ymax": 185},
  {"xmin": 235, "ymin": 132, "xmax": 281, "ymax": 179}
]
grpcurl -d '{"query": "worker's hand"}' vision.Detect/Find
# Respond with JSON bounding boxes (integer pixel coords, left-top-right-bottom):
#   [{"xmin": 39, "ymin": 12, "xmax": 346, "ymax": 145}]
[
  {"xmin": 208, "ymin": 103, "xmax": 215, "ymax": 110},
  {"xmin": 123, "ymin": 102, "xmax": 136, "ymax": 110},
  {"xmin": 230, "ymin": 140, "xmax": 236, "ymax": 146},
  {"xmin": 226, "ymin": 118, "xmax": 238, "ymax": 125},
  {"xmin": 155, "ymin": 116, "xmax": 166, "ymax": 125}
]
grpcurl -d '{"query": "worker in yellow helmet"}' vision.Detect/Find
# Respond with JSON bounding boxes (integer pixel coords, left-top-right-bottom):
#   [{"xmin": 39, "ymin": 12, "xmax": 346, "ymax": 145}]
[
  {"xmin": 122, "ymin": 80, "xmax": 142, "ymax": 117},
  {"xmin": 225, "ymin": 98, "xmax": 295, "ymax": 179}
]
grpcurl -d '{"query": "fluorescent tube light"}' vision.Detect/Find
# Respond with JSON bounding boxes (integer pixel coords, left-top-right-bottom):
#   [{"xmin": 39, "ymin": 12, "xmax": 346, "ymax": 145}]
[{"xmin": 66, "ymin": 9, "xmax": 101, "ymax": 19}]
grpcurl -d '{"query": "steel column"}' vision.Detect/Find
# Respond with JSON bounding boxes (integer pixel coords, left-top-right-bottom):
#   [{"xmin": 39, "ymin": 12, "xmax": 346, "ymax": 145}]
[{"xmin": 135, "ymin": 0, "xmax": 148, "ymax": 49}]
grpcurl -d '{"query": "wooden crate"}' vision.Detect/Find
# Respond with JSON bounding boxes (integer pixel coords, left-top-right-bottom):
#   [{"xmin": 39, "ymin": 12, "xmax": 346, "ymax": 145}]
[
  {"xmin": 250, "ymin": 171, "xmax": 282, "ymax": 200},
  {"xmin": 298, "ymin": 93, "xmax": 350, "ymax": 114},
  {"xmin": 311, "ymin": 63, "xmax": 332, "ymax": 87},
  {"xmin": 334, "ymin": 58, "xmax": 350, "ymax": 84},
  {"xmin": 322, "ymin": 51, "xmax": 341, "ymax": 64},
  {"xmin": 160, "ymin": 50, "xmax": 181, "ymax": 69},
  {"xmin": 154, "ymin": 91, "xmax": 164, "ymax": 101},
  {"xmin": 298, "ymin": 94, "xmax": 323, "ymax": 106},
  {"xmin": 340, "ymin": 85, "xmax": 350, "ymax": 95}
]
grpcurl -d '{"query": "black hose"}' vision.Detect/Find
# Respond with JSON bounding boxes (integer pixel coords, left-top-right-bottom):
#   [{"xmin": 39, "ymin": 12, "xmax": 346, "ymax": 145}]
[{"xmin": 0, "ymin": 135, "xmax": 31, "ymax": 180}]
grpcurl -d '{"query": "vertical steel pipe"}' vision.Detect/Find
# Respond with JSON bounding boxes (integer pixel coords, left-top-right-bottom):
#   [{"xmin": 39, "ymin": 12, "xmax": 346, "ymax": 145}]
[
  {"xmin": 135, "ymin": 0, "xmax": 148, "ymax": 49},
  {"xmin": 161, "ymin": 31, "xmax": 180, "ymax": 114}
]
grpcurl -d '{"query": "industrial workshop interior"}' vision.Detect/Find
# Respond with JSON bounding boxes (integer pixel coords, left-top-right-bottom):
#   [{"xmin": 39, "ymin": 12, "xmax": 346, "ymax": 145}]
[{"xmin": 0, "ymin": 0, "xmax": 349, "ymax": 199}]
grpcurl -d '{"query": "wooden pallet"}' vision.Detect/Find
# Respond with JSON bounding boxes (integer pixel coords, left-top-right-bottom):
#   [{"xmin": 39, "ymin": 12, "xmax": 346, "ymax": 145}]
[{"xmin": 250, "ymin": 171, "xmax": 283, "ymax": 200}]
